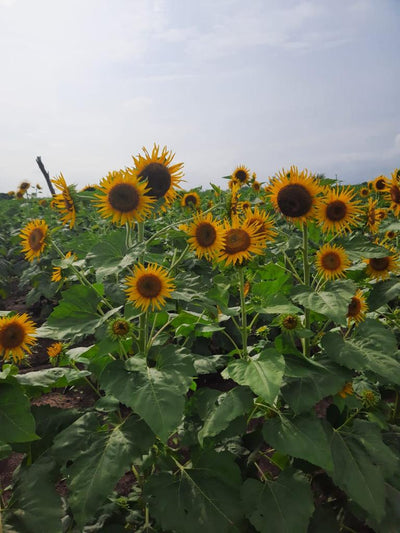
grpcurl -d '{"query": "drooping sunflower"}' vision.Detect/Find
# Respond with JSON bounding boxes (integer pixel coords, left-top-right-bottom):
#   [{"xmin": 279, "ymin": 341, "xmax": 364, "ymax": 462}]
[
  {"xmin": 0, "ymin": 313, "xmax": 37, "ymax": 363},
  {"xmin": 366, "ymin": 198, "xmax": 380, "ymax": 233},
  {"xmin": 51, "ymin": 173, "xmax": 77, "ymax": 228},
  {"xmin": 181, "ymin": 191, "xmax": 201, "ymax": 210},
  {"xmin": 252, "ymin": 180, "xmax": 261, "ymax": 192},
  {"xmin": 268, "ymin": 166, "xmax": 321, "ymax": 224},
  {"xmin": 19, "ymin": 181, "xmax": 30, "ymax": 191},
  {"xmin": 125, "ymin": 263, "xmax": 175, "ymax": 312},
  {"xmin": 51, "ymin": 251, "xmax": 77, "ymax": 283},
  {"xmin": 20, "ymin": 219, "xmax": 49, "ymax": 262},
  {"xmin": 242, "ymin": 206, "xmax": 277, "ymax": 240},
  {"xmin": 184, "ymin": 212, "xmax": 224, "ymax": 260},
  {"xmin": 338, "ymin": 382, "xmax": 353, "ymax": 399},
  {"xmin": 315, "ymin": 243, "xmax": 351, "ymax": 280},
  {"xmin": 232, "ymin": 165, "xmax": 250, "ymax": 185},
  {"xmin": 47, "ymin": 341, "xmax": 64, "ymax": 359},
  {"xmin": 218, "ymin": 216, "xmax": 266, "ymax": 266},
  {"xmin": 364, "ymin": 253, "xmax": 399, "ymax": 280},
  {"xmin": 316, "ymin": 186, "xmax": 362, "ymax": 234},
  {"xmin": 94, "ymin": 169, "xmax": 155, "ymax": 225},
  {"xmin": 347, "ymin": 289, "xmax": 368, "ymax": 325},
  {"xmin": 132, "ymin": 144, "xmax": 184, "ymax": 206},
  {"xmin": 372, "ymin": 175, "xmax": 389, "ymax": 193},
  {"xmin": 385, "ymin": 169, "xmax": 400, "ymax": 216}
]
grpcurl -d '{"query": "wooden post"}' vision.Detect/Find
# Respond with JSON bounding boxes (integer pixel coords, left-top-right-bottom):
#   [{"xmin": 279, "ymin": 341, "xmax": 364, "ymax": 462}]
[{"xmin": 35, "ymin": 156, "xmax": 56, "ymax": 195}]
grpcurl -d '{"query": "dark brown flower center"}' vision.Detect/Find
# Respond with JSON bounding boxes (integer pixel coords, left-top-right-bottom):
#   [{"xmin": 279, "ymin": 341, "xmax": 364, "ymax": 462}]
[
  {"xmin": 390, "ymin": 185, "xmax": 400, "ymax": 204},
  {"xmin": 234, "ymin": 170, "xmax": 248, "ymax": 183},
  {"xmin": 28, "ymin": 228, "xmax": 44, "ymax": 251},
  {"xmin": 63, "ymin": 192, "xmax": 74, "ymax": 212},
  {"xmin": 0, "ymin": 323, "xmax": 25, "ymax": 349},
  {"xmin": 347, "ymin": 297, "xmax": 361, "ymax": 317},
  {"xmin": 195, "ymin": 222, "xmax": 217, "ymax": 247},
  {"xmin": 282, "ymin": 315, "xmax": 298, "ymax": 330},
  {"xmin": 137, "ymin": 274, "xmax": 162, "ymax": 298},
  {"xmin": 112, "ymin": 320, "xmax": 130, "ymax": 336},
  {"xmin": 375, "ymin": 179, "xmax": 386, "ymax": 190},
  {"xmin": 109, "ymin": 183, "xmax": 140, "ymax": 212},
  {"xmin": 139, "ymin": 163, "xmax": 171, "ymax": 199},
  {"xmin": 184, "ymin": 194, "xmax": 198, "ymax": 207},
  {"xmin": 277, "ymin": 184, "xmax": 313, "ymax": 218},
  {"xmin": 369, "ymin": 257, "xmax": 389, "ymax": 271},
  {"xmin": 321, "ymin": 251, "xmax": 341, "ymax": 270},
  {"xmin": 224, "ymin": 229, "xmax": 251, "ymax": 255},
  {"xmin": 326, "ymin": 200, "xmax": 347, "ymax": 222}
]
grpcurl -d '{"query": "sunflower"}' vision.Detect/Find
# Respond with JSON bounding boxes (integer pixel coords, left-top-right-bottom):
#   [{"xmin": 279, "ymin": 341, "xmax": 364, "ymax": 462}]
[
  {"xmin": 366, "ymin": 198, "xmax": 380, "ymax": 233},
  {"xmin": 383, "ymin": 230, "xmax": 397, "ymax": 242},
  {"xmin": 7, "ymin": 191, "xmax": 15, "ymax": 197},
  {"xmin": 181, "ymin": 191, "xmax": 201, "ymax": 209},
  {"xmin": 51, "ymin": 251, "xmax": 77, "ymax": 283},
  {"xmin": 108, "ymin": 318, "xmax": 131, "ymax": 340},
  {"xmin": 238, "ymin": 201, "xmax": 252, "ymax": 212},
  {"xmin": 268, "ymin": 166, "xmax": 321, "ymax": 224},
  {"xmin": 372, "ymin": 175, "xmax": 389, "ymax": 193},
  {"xmin": 132, "ymin": 144, "xmax": 183, "ymax": 206},
  {"xmin": 19, "ymin": 181, "xmax": 30, "ymax": 191},
  {"xmin": 51, "ymin": 173, "xmax": 77, "ymax": 228},
  {"xmin": 16, "ymin": 190, "xmax": 25, "ymax": 199},
  {"xmin": 385, "ymin": 169, "xmax": 400, "ymax": 216},
  {"xmin": 252, "ymin": 180, "xmax": 261, "ymax": 192},
  {"xmin": 125, "ymin": 263, "xmax": 175, "ymax": 312},
  {"xmin": 316, "ymin": 186, "xmax": 362, "ymax": 234},
  {"xmin": 359, "ymin": 186, "xmax": 369, "ymax": 198},
  {"xmin": 279, "ymin": 314, "xmax": 300, "ymax": 331},
  {"xmin": 218, "ymin": 216, "xmax": 266, "ymax": 266},
  {"xmin": 242, "ymin": 206, "xmax": 277, "ymax": 240},
  {"xmin": 184, "ymin": 212, "xmax": 224, "ymax": 260},
  {"xmin": 0, "ymin": 313, "xmax": 37, "ymax": 363},
  {"xmin": 347, "ymin": 289, "xmax": 368, "ymax": 325},
  {"xmin": 232, "ymin": 165, "xmax": 250, "ymax": 185},
  {"xmin": 94, "ymin": 170, "xmax": 155, "ymax": 225},
  {"xmin": 47, "ymin": 341, "xmax": 63, "ymax": 359},
  {"xmin": 338, "ymin": 382, "xmax": 353, "ymax": 399},
  {"xmin": 365, "ymin": 253, "xmax": 399, "ymax": 280},
  {"xmin": 20, "ymin": 219, "xmax": 49, "ymax": 262},
  {"xmin": 315, "ymin": 244, "xmax": 351, "ymax": 280}
]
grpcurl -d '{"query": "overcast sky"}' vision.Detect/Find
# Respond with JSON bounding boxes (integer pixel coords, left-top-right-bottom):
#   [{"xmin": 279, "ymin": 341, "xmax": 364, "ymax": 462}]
[{"xmin": 1, "ymin": 0, "xmax": 399, "ymax": 194}]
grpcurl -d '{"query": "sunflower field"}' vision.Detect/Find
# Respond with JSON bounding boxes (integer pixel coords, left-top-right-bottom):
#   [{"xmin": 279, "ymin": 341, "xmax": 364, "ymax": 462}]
[{"xmin": 1, "ymin": 148, "xmax": 400, "ymax": 532}]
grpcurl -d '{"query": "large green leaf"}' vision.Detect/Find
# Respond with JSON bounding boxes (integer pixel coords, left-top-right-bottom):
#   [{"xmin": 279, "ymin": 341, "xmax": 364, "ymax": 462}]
[
  {"xmin": 241, "ymin": 468, "xmax": 314, "ymax": 533},
  {"xmin": 263, "ymin": 414, "xmax": 333, "ymax": 471},
  {"xmin": 222, "ymin": 348, "xmax": 284, "ymax": 404},
  {"xmin": 53, "ymin": 414, "xmax": 153, "ymax": 527},
  {"xmin": 327, "ymin": 426, "xmax": 385, "ymax": 522},
  {"xmin": 322, "ymin": 319, "xmax": 400, "ymax": 384},
  {"xmin": 282, "ymin": 355, "xmax": 351, "ymax": 414},
  {"xmin": 36, "ymin": 284, "xmax": 108, "ymax": 340},
  {"xmin": 15, "ymin": 367, "xmax": 90, "ymax": 389},
  {"xmin": 4, "ymin": 456, "xmax": 62, "ymax": 533},
  {"xmin": 340, "ymin": 233, "xmax": 390, "ymax": 261},
  {"xmin": 100, "ymin": 347, "xmax": 195, "ymax": 441},
  {"xmin": 144, "ymin": 451, "xmax": 243, "ymax": 533},
  {"xmin": 367, "ymin": 279, "xmax": 400, "ymax": 311},
  {"xmin": 252, "ymin": 293, "xmax": 301, "ymax": 315},
  {"xmin": 0, "ymin": 383, "xmax": 38, "ymax": 443},
  {"xmin": 198, "ymin": 387, "xmax": 253, "ymax": 445},
  {"xmin": 291, "ymin": 280, "xmax": 356, "ymax": 325}
]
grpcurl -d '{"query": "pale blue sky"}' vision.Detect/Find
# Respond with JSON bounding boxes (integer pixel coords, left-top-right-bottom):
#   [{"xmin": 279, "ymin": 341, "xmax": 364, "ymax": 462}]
[{"xmin": 1, "ymin": 0, "xmax": 399, "ymax": 193}]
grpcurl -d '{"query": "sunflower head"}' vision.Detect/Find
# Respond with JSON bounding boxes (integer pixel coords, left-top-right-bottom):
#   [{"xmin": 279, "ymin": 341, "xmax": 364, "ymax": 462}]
[
  {"xmin": 359, "ymin": 186, "xmax": 369, "ymax": 198},
  {"xmin": 0, "ymin": 313, "xmax": 37, "ymax": 364},
  {"xmin": 347, "ymin": 289, "xmax": 368, "ymax": 325},
  {"xmin": 338, "ymin": 382, "xmax": 353, "ymax": 399},
  {"xmin": 218, "ymin": 216, "xmax": 266, "ymax": 266},
  {"xmin": 385, "ymin": 170, "xmax": 400, "ymax": 216},
  {"xmin": 315, "ymin": 243, "xmax": 351, "ymax": 280},
  {"xmin": 19, "ymin": 181, "xmax": 30, "ymax": 191},
  {"xmin": 185, "ymin": 212, "xmax": 224, "ymax": 260},
  {"xmin": 268, "ymin": 166, "xmax": 321, "ymax": 224},
  {"xmin": 132, "ymin": 144, "xmax": 184, "ymax": 207},
  {"xmin": 51, "ymin": 173, "xmax": 77, "ymax": 228},
  {"xmin": 181, "ymin": 191, "xmax": 201, "ymax": 210},
  {"xmin": 372, "ymin": 175, "xmax": 389, "ymax": 192},
  {"xmin": 316, "ymin": 186, "xmax": 362, "ymax": 235},
  {"xmin": 94, "ymin": 169, "xmax": 155, "ymax": 225},
  {"xmin": 51, "ymin": 251, "xmax": 77, "ymax": 283},
  {"xmin": 242, "ymin": 206, "xmax": 277, "ymax": 240},
  {"xmin": 366, "ymin": 198, "xmax": 380, "ymax": 234},
  {"xmin": 279, "ymin": 314, "xmax": 300, "ymax": 331},
  {"xmin": 252, "ymin": 180, "xmax": 261, "ymax": 192},
  {"xmin": 108, "ymin": 318, "xmax": 132, "ymax": 340},
  {"xmin": 365, "ymin": 253, "xmax": 399, "ymax": 280},
  {"xmin": 232, "ymin": 165, "xmax": 250, "ymax": 185},
  {"xmin": 125, "ymin": 263, "xmax": 175, "ymax": 312},
  {"xmin": 20, "ymin": 219, "xmax": 49, "ymax": 262},
  {"xmin": 47, "ymin": 341, "xmax": 64, "ymax": 360}
]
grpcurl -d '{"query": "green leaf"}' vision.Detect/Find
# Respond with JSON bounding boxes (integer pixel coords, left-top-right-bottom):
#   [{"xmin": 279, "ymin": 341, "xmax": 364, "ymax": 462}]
[
  {"xmin": 144, "ymin": 451, "xmax": 243, "ymax": 533},
  {"xmin": 282, "ymin": 354, "xmax": 352, "ymax": 414},
  {"xmin": 340, "ymin": 233, "xmax": 390, "ymax": 261},
  {"xmin": 327, "ymin": 427, "xmax": 385, "ymax": 522},
  {"xmin": 241, "ymin": 468, "xmax": 314, "ymax": 533},
  {"xmin": 291, "ymin": 280, "xmax": 356, "ymax": 325},
  {"xmin": 222, "ymin": 349, "xmax": 284, "ymax": 404},
  {"xmin": 4, "ymin": 456, "xmax": 62, "ymax": 533},
  {"xmin": 36, "ymin": 284, "xmax": 105, "ymax": 340},
  {"xmin": 198, "ymin": 387, "xmax": 254, "ymax": 445},
  {"xmin": 15, "ymin": 367, "xmax": 90, "ymax": 389},
  {"xmin": 53, "ymin": 415, "xmax": 153, "ymax": 527},
  {"xmin": 368, "ymin": 279, "xmax": 400, "ymax": 311},
  {"xmin": 101, "ymin": 347, "xmax": 195, "ymax": 441},
  {"xmin": 0, "ymin": 383, "xmax": 38, "ymax": 443},
  {"xmin": 252, "ymin": 293, "xmax": 301, "ymax": 315},
  {"xmin": 0, "ymin": 441, "xmax": 12, "ymax": 460},
  {"xmin": 263, "ymin": 414, "xmax": 333, "ymax": 471},
  {"xmin": 322, "ymin": 319, "xmax": 400, "ymax": 384}
]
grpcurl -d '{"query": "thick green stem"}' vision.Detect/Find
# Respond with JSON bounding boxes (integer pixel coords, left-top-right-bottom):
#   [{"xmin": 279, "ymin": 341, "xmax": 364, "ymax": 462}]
[
  {"xmin": 238, "ymin": 267, "xmax": 248, "ymax": 358},
  {"xmin": 136, "ymin": 221, "xmax": 148, "ymax": 355},
  {"xmin": 302, "ymin": 224, "xmax": 311, "ymax": 357}
]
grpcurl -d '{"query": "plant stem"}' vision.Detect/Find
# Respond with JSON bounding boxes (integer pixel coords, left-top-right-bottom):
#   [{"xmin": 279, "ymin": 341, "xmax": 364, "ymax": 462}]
[
  {"xmin": 302, "ymin": 224, "xmax": 311, "ymax": 357},
  {"xmin": 238, "ymin": 267, "xmax": 248, "ymax": 358}
]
